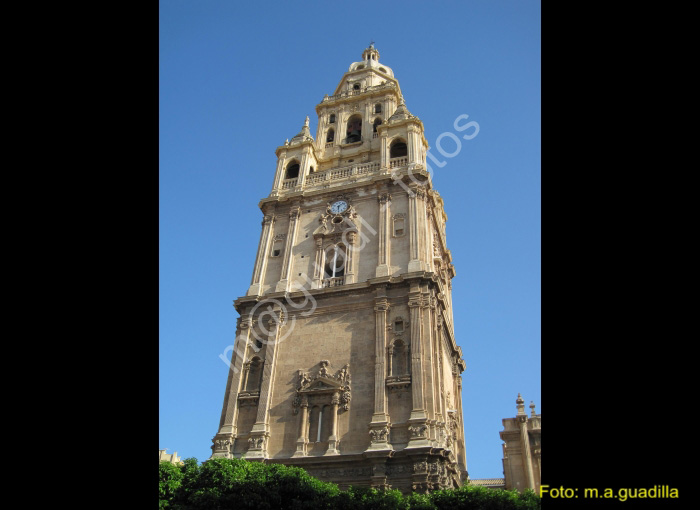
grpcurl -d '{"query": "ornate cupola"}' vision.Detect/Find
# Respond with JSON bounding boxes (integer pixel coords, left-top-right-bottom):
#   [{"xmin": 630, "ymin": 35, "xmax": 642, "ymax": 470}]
[{"xmin": 362, "ymin": 42, "xmax": 380, "ymax": 63}]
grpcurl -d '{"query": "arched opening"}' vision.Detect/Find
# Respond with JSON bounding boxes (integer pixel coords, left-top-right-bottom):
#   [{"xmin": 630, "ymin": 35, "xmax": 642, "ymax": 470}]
[
  {"xmin": 285, "ymin": 161, "xmax": 300, "ymax": 179},
  {"xmin": 324, "ymin": 244, "xmax": 346, "ymax": 279},
  {"xmin": 390, "ymin": 139, "xmax": 407, "ymax": 158},
  {"xmin": 353, "ymin": 83, "xmax": 360, "ymax": 90},
  {"xmin": 392, "ymin": 340, "xmax": 408, "ymax": 376},
  {"xmin": 326, "ymin": 128, "xmax": 335, "ymax": 143},
  {"xmin": 329, "ymin": 113, "xmax": 336, "ymax": 124},
  {"xmin": 245, "ymin": 357, "xmax": 264, "ymax": 392},
  {"xmin": 308, "ymin": 404, "xmax": 331, "ymax": 442},
  {"xmin": 346, "ymin": 115, "xmax": 362, "ymax": 143},
  {"xmin": 373, "ymin": 118, "xmax": 382, "ymax": 133}
]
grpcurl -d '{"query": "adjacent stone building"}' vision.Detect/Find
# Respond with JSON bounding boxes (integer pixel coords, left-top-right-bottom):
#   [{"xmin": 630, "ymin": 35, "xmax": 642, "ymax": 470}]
[
  {"xmin": 211, "ymin": 45, "xmax": 468, "ymax": 493},
  {"xmin": 500, "ymin": 394, "xmax": 541, "ymax": 492},
  {"xmin": 159, "ymin": 449, "xmax": 183, "ymax": 465}
]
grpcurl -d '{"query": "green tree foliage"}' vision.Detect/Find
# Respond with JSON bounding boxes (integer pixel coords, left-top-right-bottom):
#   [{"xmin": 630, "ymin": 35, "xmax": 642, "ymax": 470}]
[
  {"xmin": 158, "ymin": 460, "xmax": 184, "ymax": 509},
  {"xmin": 430, "ymin": 484, "xmax": 540, "ymax": 510},
  {"xmin": 158, "ymin": 457, "xmax": 540, "ymax": 510}
]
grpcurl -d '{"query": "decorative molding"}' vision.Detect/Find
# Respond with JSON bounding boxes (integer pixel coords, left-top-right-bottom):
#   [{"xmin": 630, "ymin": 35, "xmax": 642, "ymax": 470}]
[
  {"xmin": 409, "ymin": 424, "xmax": 428, "ymax": 438},
  {"xmin": 247, "ymin": 436, "xmax": 266, "ymax": 450},
  {"xmin": 292, "ymin": 361, "xmax": 352, "ymax": 413},
  {"xmin": 369, "ymin": 426, "xmax": 389, "ymax": 443}
]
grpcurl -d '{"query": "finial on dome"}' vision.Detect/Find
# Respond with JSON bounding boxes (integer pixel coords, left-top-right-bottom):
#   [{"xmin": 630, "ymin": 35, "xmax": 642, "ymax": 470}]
[{"xmin": 304, "ymin": 116, "xmax": 309, "ymax": 128}]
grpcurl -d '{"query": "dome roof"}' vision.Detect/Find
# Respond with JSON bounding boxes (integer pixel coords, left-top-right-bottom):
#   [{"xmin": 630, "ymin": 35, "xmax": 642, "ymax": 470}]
[{"xmin": 348, "ymin": 44, "xmax": 394, "ymax": 77}]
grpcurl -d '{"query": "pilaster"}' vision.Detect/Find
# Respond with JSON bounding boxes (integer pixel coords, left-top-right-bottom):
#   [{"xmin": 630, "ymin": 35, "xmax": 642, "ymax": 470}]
[
  {"xmin": 246, "ymin": 309, "xmax": 284, "ymax": 459},
  {"xmin": 275, "ymin": 206, "xmax": 301, "ymax": 292},
  {"xmin": 408, "ymin": 186, "xmax": 427, "ymax": 272},
  {"xmin": 376, "ymin": 192, "xmax": 391, "ymax": 277},
  {"xmin": 406, "ymin": 283, "xmax": 429, "ymax": 448},
  {"xmin": 248, "ymin": 214, "xmax": 274, "ymax": 296},
  {"xmin": 366, "ymin": 288, "xmax": 392, "ymax": 453},
  {"xmin": 211, "ymin": 316, "xmax": 253, "ymax": 458}
]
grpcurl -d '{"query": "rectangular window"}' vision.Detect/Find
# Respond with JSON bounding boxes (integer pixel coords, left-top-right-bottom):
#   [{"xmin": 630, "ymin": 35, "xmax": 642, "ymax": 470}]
[
  {"xmin": 393, "ymin": 216, "xmax": 405, "ymax": 237},
  {"xmin": 270, "ymin": 239, "xmax": 283, "ymax": 257}
]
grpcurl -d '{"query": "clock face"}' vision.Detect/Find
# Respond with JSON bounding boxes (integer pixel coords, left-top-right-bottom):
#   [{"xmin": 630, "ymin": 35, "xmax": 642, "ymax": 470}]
[{"xmin": 330, "ymin": 200, "xmax": 348, "ymax": 214}]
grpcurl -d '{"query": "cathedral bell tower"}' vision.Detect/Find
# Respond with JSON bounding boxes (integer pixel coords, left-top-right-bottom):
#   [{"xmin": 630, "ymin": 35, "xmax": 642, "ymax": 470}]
[{"xmin": 211, "ymin": 45, "xmax": 468, "ymax": 493}]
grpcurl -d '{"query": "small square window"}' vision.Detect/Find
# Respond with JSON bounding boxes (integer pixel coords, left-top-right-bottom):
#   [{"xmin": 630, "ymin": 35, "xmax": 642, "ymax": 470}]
[{"xmin": 272, "ymin": 249, "xmax": 281, "ymax": 257}]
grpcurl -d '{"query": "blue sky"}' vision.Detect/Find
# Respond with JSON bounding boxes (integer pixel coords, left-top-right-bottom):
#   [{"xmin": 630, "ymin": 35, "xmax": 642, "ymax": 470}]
[{"xmin": 159, "ymin": 0, "xmax": 540, "ymax": 480}]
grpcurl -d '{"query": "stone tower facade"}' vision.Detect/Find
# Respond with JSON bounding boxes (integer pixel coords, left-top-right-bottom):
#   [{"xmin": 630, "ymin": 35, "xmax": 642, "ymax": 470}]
[{"xmin": 211, "ymin": 45, "xmax": 468, "ymax": 493}]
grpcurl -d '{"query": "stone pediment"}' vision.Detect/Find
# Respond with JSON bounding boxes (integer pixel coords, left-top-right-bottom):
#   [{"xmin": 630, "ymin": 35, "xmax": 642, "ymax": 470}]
[{"xmin": 303, "ymin": 377, "xmax": 343, "ymax": 392}]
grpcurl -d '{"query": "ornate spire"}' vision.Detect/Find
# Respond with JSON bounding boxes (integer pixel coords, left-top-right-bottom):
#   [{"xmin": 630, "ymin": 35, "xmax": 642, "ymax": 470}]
[
  {"xmin": 529, "ymin": 401, "xmax": 536, "ymax": 417},
  {"xmin": 388, "ymin": 97, "xmax": 415, "ymax": 123},
  {"xmin": 289, "ymin": 115, "xmax": 314, "ymax": 144}
]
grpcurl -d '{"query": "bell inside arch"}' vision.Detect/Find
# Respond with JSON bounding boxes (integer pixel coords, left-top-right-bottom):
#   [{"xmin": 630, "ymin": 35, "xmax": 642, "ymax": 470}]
[{"xmin": 347, "ymin": 129, "xmax": 361, "ymax": 143}]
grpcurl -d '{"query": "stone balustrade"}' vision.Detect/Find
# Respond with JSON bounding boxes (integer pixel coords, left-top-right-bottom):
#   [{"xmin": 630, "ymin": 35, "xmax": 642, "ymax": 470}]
[
  {"xmin": 276, "ymin": 157, "xmax": 410, "ymax": 194},
  {"xmin": 322, "ymin": 276, "xmax": 345, "ymax": 288}
]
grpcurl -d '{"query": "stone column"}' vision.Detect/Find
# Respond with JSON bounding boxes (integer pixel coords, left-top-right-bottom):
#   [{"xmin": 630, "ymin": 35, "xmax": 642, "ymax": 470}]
[
  {"xmin": 293, "ymin": 395, "xmax": 309, "ymax": 457},
  {"xmin": 380, "ymin": 131, "xmax": 389, "ymax": 172},
  {"xmin": 296, "ymin": 151, "xmax": 309, "ymax": 190},
  {"xmin": 276, "ymin": 206, "xmax": 301, "ymax": 292},
  {"xmin": 270, "ymin": 153, "xmax": 286, "ymax": 196},
  {"xmin": 376, "ymin": 192, "xmax": 391, "ymax": 277},
  {"xmin": 325, "ymin": 391, "xmax": 340, "ymax": 455},
  {"xmin": 407, "ymin": 125, "xmax": 416, "ymax": 165},
  {"xmin": 248, "ymin": 214, "xmax": 274, "ymax": 296}
]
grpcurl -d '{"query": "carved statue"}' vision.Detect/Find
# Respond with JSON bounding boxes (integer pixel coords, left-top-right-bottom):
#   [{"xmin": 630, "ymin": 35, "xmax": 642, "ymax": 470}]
[{"xmin": 318, "ymin": 360, "xmax": 330, "ymax": 378}]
